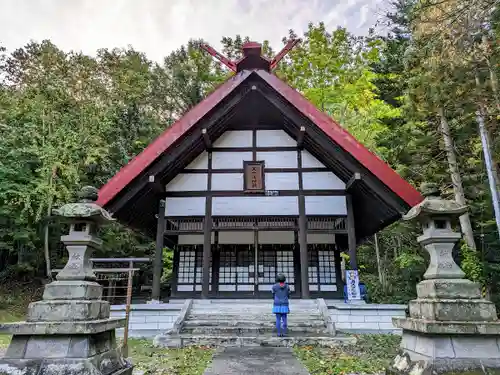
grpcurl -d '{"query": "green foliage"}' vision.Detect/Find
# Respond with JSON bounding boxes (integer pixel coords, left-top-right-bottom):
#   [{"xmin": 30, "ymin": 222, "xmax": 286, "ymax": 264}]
[
  {"xmin": 127, "ymin": 339, "xmax": 214, "ymax": 375},
  {"xmin": 161, "ymin": 247, "xmax": 174, "ymax": 285},
  {"xmin": 460, "ymin": 242, "xmax": 484, "ymax": 284},
  {"xmin": 294, "ymin": 335, "xmax": 401, "ymax": 375}
]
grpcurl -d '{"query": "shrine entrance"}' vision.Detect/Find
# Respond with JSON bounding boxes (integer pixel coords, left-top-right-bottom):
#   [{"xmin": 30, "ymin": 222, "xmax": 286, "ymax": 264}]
[
  {"xmin": 216, "ymin": 243, "xmax": 298, "ymax": 297},
  {"xmin": 170, "ymin": 216, "xmax": 344, "ymax": 299}
]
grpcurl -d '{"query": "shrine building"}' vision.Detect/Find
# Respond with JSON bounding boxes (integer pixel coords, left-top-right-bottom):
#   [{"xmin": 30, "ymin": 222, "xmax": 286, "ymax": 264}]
[{"xmin": 96, "ymin": 41, "xmax": 422, "ymax": 301}]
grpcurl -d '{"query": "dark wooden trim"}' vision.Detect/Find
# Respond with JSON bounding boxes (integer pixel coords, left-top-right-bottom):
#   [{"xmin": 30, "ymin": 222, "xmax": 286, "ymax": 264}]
[
  {"xmin": 202, "ymin": 128, "xmax": 212, "ymax": 148},
  {"xmin": 165, "ymin": 189, "xmax": 346, "ymax": 197},
  {"xmin": 182, "ymin": 167, "xmax": 329, "ymax": 174},
  {"xmin": 253, "ymin": 229, "xmax": 259, "ymax": 295},
  {"xmin": 346, "ymin": 194, "xmax": 358, "ymax": 270},
  {"xmin": 202, "ymin": 152, "xmax": 213, "ymax": 298},
  {"xmin": 152, "ymin": 199, "xmax": 166, "ymax": 301},
  {"xmin": 346, "ymin": 172, "xmax": 362, "ymax": 191},
  {"xmin": 297, "ymin": 126, "xmax": 305, "ymax": 149},
  {"xmin": 297, "ymin": 149, "xmax": 309, "ymax": 298},
  {"xmin": 212, "ymin": 231, "xmax": 220, "ymax": 295},
  {"xmin": 171, "ymin": 245, "xmax": 180, "ymax": 298},
  {"xmin": 107, "ymin": 84, "xmax": 252, "ymax": 215},
  {"xmin": 254, "ymin": 83, "xmax": 408, "ymax": 215},
  {"xmin": 165, "ymin": 228, "xmax": 347, "ymax": 235},
  {"xmin": 226, "ymin": 123, "xmax": 282, "ymax": 130},
  {"xmin": 211, "ymin": 146, "xmax": 298, "ymax": 152},
  {"xmin": 148, "ymin": 179, "xmax": 164, "ymax": 194},
  {"xmin": 334, "ymin": 244, "xmax": 344, "ymax": 292},
  {"xmin": 293, "ymin": 229, "xmax": 302, "ymax": 297},
  {"xmin": 252, "ymin": 129, "xmax": 257, "ymax": 161}
]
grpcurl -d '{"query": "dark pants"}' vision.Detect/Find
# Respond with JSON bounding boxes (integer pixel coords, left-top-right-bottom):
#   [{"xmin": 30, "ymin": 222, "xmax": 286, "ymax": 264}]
[{"xmin": 275, "ymin": 313, "xmax": 288, "ymax": 336}]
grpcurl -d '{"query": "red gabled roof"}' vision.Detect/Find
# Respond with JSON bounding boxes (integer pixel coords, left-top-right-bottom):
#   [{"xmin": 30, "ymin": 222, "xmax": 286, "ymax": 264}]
[
  {"xmin": 97, "ymin": 70, "xmax": 251, "ymax": 208},
  {"xmin": 97, "ymin": 69, "xmax": 422, "ymax": 209},
  {"xmin": 256, "ymin": 70, "xmax": 423, "ymax": 207}
]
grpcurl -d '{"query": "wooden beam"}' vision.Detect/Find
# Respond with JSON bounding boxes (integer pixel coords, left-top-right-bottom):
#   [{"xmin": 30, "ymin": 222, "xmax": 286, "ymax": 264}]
[
  {"xmin": 297, "ymin": 148, "xmax": 309, "ymax": 298},
  {"xmin": 202, "ymin": 128, "xmax": 212, "ymax": 149},
  {"xmin": 346, "ymin": 194, "xmax": 358, "ymax": 270},
  {"xmin": 151, "ymin": 199, "xmax": 166, "ymax": 301},
  {"xmin": 346, "ymin": 172, "xmax": 362, "ymax": 191},
  {"xmin": 202, "ymin": 151, "xmax": 213, "ymax": 299},
  {"xmin": 297, "ymin": 126, "xmax": 306, "ymax": 148},
  {"xmin": 148, "ymin": 175, "xmax": 165, "ymax": 194}
]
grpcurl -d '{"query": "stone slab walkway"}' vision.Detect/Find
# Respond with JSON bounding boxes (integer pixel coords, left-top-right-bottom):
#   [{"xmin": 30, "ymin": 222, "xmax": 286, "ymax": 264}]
[{"xmin": 203, "ymin": 347, "xmax": 310, "ymax": 375}]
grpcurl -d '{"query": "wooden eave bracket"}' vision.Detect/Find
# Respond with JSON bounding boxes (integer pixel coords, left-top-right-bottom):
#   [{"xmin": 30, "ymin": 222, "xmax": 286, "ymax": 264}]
[
  {"xmin": 346, "ymin": 172, "xmax": 362, "ymax": 191},
  {"xmin": 202, "ymin": 128, "xmax": 212, "ymax": 149},
  {"xmin": 297, "ymin": 126, "xmax": 306, "ymax": 148},
  {"xmin": 148, "ymin": 175, "xmax": 165, "ymax": 194}
]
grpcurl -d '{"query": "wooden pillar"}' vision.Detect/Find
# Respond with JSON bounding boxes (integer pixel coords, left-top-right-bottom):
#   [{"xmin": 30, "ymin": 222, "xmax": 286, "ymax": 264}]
[
  {"xmin": 151, "ymin": 199, "xmax": 166, "ymax": 302},
  {"xmin": 346, "ymin": 194, "xmax": 358, "ymax": 270},
  {"xmin": 202, "ymin": 152, "xmax": 213, "ymax": 299},
  {"xmin": 297, "ymin": 149, "xmax": 309, "ymax": 298}
]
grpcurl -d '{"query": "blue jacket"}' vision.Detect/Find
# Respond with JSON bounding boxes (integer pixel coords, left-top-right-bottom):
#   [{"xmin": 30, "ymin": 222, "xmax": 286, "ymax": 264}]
[{"xmin": 272, "ymin": 283, "xmax": 291, "ymax": 306}]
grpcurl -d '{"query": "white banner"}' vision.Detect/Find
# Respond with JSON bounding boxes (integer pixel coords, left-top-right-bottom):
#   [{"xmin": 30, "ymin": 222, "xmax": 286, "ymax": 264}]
[{"xmin": 346, "ymin": 270, "xmax": 361, "ymax": 301}]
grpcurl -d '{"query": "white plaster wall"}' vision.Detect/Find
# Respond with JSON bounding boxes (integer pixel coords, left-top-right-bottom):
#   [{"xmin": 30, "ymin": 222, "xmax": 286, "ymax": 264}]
[
  {"xmin": 186, "ymin": 151, "xmax": 209, "ymax": 169},
  {"xmin": 259, "ymin": 231, "xmax": 294, "ymax": 244},
  {"xmin": 265, "ymin": 172, "xmax": 299, "ymax": 190},
  {"xmin": 212, "ymin": 152, "xmax": 252, "ymax": 169},
  {"xmin": 256, "ymin": 151, "xmax": 297, "ymax": 168},
  {"xmin": 219, "ymin": 231, "xmax": 254, "ymax": 244},
  {"xmin": 256, "ymin": 130, "xmax": 296, "ymax": 147},
  {"xmin": 302, "ymin": 172, "xmax": 345, "ymax": 190},
  {"xmin": 178, "ymin": 234, "xmax": 215, "ymax": 245},
  {"xmin": 211, "ymin": 173, "xmax": 243, "ymax": 191},
  {"xmin": 213, "ymin": 130, "xmax": 253, "ymax": 148},
  {"xmin": 301, "ymin": 150, "xmax": 324, "ymax": 168},
  {"xmin": 305, "ymin": 196, "xmax": 347, "ymax": 215},
  {"xmin": 165, "ymin": 197, "xmax": 206, "ymax": 216},
  {"xmin": 166, "ymin": 173, "xmax": 208, "ymax": 191},
  {"xmin": 307, "ymin": 233, "xmax": 336, "ymax": 244},
  {"xmin": 212, "ymin": 196, "xmax": 299, "ymax": 216}
]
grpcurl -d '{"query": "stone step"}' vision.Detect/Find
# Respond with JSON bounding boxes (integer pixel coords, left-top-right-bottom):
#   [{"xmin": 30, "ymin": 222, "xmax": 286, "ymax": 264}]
[
  {"xmin": 183, "ymin": 320, "xmax": 326, "ymax": 328},
  {"xmin": 155, "ymin": 333, "xmax": 355, "ymax": 348},
  {"xmin": 190, "ymin": 306, "xmax": 320, "ymax": 311},
  {"xmin": 187, "ymin": 314, "xmax": 324, "ymax": 322},
  {"xmin": 181, "ymin": 326, "xmax": 329, "ymax": 335}
]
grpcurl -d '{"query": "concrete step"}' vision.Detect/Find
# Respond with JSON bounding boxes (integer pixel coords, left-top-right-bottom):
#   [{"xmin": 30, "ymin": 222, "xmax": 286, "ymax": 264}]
[
  {"xmin": 187, "ymin": 314, "xmax": 324, "ymax": 322},
  {"xmin": 183, "ymin": 320, "xmax": 326, "ymax": 328},
  {"xmin": 181, "ymin": 326, "xmax": 329, "ymax": 335},
  {"xmin": 155, "ymin": 333, "xmax": 355, "ymax": 348}
]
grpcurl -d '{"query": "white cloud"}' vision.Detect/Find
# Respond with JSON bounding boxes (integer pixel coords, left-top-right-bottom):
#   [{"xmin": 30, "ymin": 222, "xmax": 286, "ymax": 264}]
[{"xmin": 0, "ymin": 0, "xmax": 386, "ymax": 62}]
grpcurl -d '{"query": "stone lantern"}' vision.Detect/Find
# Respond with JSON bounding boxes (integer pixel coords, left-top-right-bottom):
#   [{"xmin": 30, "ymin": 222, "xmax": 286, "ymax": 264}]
[
  {"xmin": 388, "ymin": 183, "xmax": 500, "ymax": 375},
  {"xmin": 0, "ymin": 187, "xmax": 132, "ymax": 375}
]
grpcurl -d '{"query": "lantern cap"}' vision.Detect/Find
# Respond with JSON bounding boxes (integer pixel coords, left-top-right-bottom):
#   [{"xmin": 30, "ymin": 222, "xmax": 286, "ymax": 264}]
[
  {"xmin": 403, "ymin": 183, "xmax": 467, "ymax": 221},
  {"xmin": 52, "ymin": 186, "xmax": 114, "ymax": 224}
]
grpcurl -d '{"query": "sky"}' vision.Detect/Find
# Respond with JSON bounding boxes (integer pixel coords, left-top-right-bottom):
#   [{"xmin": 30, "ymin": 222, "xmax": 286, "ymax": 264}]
[{"xmin": 0, "ymin": 0, "xmax": 389, "ymax": 62}]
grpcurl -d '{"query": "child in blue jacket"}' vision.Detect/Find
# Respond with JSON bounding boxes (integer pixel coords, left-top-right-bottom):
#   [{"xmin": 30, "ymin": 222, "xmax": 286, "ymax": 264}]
[{"xmin": 272, "ymin": 273, "xmax": 291, "ymax": 337}]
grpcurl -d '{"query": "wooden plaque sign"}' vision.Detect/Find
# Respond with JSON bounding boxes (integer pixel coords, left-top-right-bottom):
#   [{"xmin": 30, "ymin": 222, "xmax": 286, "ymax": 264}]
[{"xmin": 243, "ymin": 161, "xmax": 265, "ymax": 193}]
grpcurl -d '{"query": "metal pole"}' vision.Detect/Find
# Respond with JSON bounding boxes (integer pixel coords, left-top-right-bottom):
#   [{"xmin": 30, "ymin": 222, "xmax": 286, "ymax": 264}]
[
  {"xmin": 477, "ymin": 110, "xmax": 500, "ymax": 241},
  {"xmin": 123, "ymin": 261, "xmax": 134, "ymax": 358}
]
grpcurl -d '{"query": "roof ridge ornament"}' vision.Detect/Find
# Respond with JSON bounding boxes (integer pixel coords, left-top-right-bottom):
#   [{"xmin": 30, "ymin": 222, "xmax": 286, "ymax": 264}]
[{"xmin": 200, "ymin": 39, "xmax": 301, "ymax": 73}]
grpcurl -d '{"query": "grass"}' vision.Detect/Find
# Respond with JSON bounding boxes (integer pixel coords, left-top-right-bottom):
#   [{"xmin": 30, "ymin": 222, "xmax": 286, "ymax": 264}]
[
  {"xmin": 127, "ymin": 339, "xmax": 214, "ymax": 375},
  {"xmin": 294, "ymin": 334, "xmax": 401, "ymax": 375},
  {"xmin": 0, "ymin": 285, "xmax": 402, "ymax": 374},
  {"xmin": 0, "ymin": 282, "xmax": 42, "ymax": 349}
]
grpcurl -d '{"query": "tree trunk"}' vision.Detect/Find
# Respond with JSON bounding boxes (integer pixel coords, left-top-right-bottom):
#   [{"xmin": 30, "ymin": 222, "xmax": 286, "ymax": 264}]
[
  {"xmin": 374, "ymin": 233, "xmax": 383, "ymax": 285},
  {"xmin": 438, "ymin": 107, "xmax": 477, "ymax": 250}
]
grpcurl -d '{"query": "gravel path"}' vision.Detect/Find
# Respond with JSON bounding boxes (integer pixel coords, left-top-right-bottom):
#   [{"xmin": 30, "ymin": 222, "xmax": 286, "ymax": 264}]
[{"xmin": 203, "ymin": 347, "xmax": 310, "ymax": 375}]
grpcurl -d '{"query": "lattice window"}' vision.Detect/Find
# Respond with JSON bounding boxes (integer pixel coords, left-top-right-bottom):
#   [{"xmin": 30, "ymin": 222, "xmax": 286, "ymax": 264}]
[
  {"xmin": 258, "ymin": 247, "xmax": 295, "ymax": 284},
  {"xmin": 308, "ymin": 244, "xmax": 337, "ymax": 292},
  {"xmin": 177, "ymin": 245, "xmax": 211, "ymax": 292}
]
